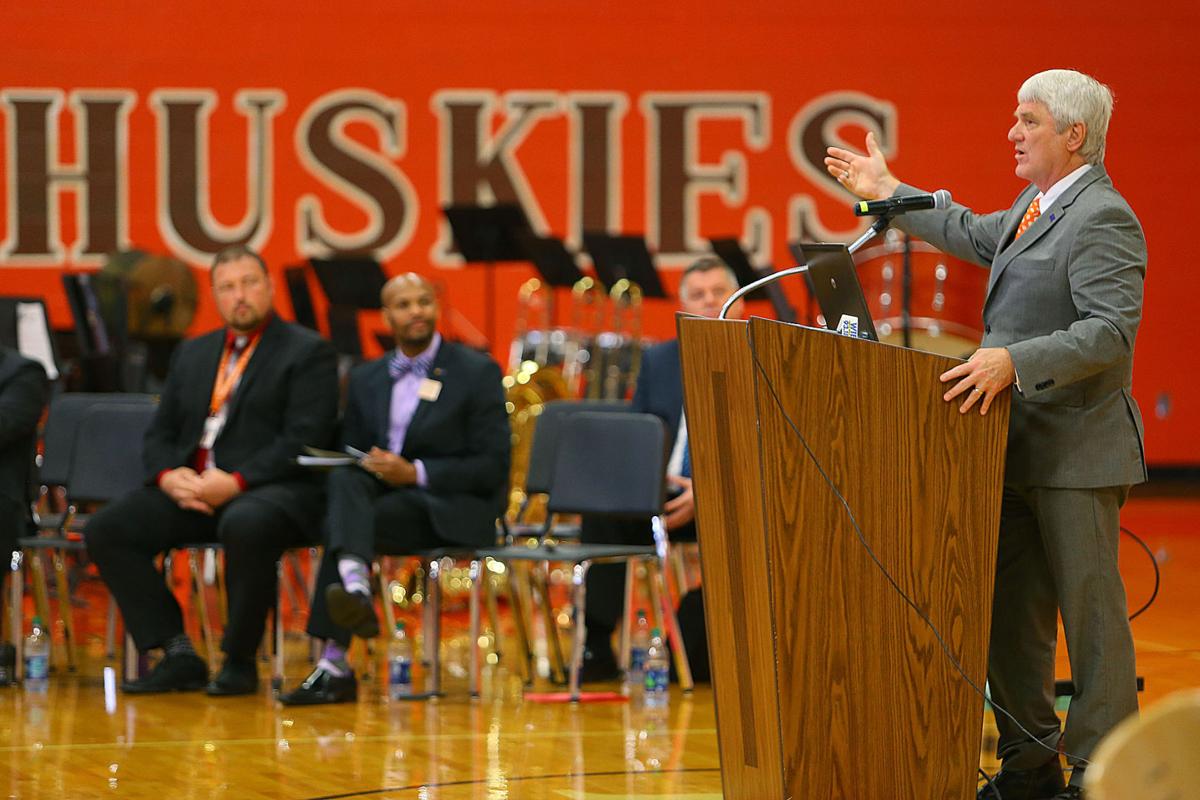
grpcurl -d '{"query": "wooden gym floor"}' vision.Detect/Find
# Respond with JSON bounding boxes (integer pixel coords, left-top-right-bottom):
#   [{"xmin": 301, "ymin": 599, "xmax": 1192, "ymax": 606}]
[{"xmin": 1, "ymin": 484, "xmax": 1197, "ymax": 798}]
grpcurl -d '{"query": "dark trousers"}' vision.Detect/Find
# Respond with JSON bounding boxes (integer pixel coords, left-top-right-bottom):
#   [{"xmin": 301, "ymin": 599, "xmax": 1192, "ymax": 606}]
[
  {"xmin": 307, "ymin": 467, "xmax": 452, "ymax": 647},
  {"xmin": 989, "ymin": 485, "xmax": 1137, "ymax": 768},
  {"xmin": 86, "ymin": 487, "xmax": 310, "ymax": 660}
]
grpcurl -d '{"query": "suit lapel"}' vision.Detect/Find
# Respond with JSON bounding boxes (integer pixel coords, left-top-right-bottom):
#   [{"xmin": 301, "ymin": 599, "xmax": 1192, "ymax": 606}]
[
  {"xmin": 222, "ymin": 315, "xmax": 281, "ymax": 425},
  {"xmin": 404, "ymin": 343, "xmax": 452, "ymax": 448},
  {"xmin": 371, "ymin": 357, "xmax": 393, "ymax": 445},
  {"xmin": 193, "ymin": 330, "xmax": 226, "ymax": 420},
  {"xmin": 986, "ymin": 166, "xmax": 1106, "ymax": 304}
]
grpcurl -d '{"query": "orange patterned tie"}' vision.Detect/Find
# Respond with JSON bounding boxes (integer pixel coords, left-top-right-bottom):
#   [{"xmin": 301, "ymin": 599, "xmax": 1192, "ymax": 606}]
[{"xmin": 1014, "ymin": 197, "xmax": 1041, "ymax": 241}]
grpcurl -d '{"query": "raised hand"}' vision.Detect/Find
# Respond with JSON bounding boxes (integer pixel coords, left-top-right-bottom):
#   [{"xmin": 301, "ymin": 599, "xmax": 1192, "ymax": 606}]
[{"xmin": 824, "ymin": 130, "xmax": 901, "ymax": 201}]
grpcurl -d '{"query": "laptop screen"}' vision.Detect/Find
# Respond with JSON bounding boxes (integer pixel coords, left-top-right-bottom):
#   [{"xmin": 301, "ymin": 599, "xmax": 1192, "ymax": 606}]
[{"xmin": 793, "ymin": 243, "xmax": 878, "ymax": 342}]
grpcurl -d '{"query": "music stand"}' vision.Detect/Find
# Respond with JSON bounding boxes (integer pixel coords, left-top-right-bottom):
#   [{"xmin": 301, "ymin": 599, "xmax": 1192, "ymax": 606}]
[
  {"xmin": 708, "ymin": 237, "xmax": 797, "ymax": 322},
  {"xmin": 309, "ymin": 257, "xmax": 389, "ymax": 357},
  {"xmin": 443, "ymin": 204, "xmax": 534, "ymax": 347},
  {"xmin": 516, "ymin": 233, "xmax": 585, "ymax": 288},
  {"xmin": 581, "ymin": 233, "xmax": 667, "ymax": 298}
]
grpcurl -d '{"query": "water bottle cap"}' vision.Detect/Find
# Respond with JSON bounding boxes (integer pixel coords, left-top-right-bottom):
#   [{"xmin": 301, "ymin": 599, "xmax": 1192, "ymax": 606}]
[
  {"xmin": 636, "ymin": 609, "xmax": 647, "ymax": 619},
  {"xmin": 31, "ymin": 616, "xmax": 43, "ymax": 626},
  {"xmin": 396, "ymin": 621, "xmax": 406, "ymax": 632},
  {"xmin": 651, "ymin": 627, "xmax": 661, "ymax": 637}
]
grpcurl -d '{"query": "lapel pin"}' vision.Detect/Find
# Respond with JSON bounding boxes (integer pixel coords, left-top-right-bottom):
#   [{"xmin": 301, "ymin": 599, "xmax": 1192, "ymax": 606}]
[{"xmin": 1049, "ymin": 213, "xmax": 1056, "ymax": 222}]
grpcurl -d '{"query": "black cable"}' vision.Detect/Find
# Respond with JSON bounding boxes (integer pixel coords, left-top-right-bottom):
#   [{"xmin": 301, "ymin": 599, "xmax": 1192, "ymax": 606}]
[
  {"xmin": 745, "ymin": 323, "xmax": 1090, "ymax": 770},
  {"xmin": 978, "ymin": 767, "xmax": 1001, "ymax": 799},
  {"xmin": 1122, "ymin": 525, "xmax": 1160, "ymax": 621}
]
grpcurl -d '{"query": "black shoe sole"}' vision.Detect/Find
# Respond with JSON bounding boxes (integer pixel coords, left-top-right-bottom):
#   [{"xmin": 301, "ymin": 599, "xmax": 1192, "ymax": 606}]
[
  {"xmin": 205, "ymin": 682, "xmax": 259, "ymax": 697},
  {"xmin": 279, "ymin": 688, "xmax": 357, "ymax": 706},
  {"xmin": 326, "ymin": 586, "xmax": 380, "ymax": 638},
  {"xmin": 120, "ymin": 678, "xmax": 207, "ymax": 694}
]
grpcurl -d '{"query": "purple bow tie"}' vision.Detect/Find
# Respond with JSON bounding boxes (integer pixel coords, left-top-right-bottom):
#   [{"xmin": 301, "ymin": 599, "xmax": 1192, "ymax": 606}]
[{"xmin": 388, "ymin": 352, "xmax": 433, "ymax": 380}]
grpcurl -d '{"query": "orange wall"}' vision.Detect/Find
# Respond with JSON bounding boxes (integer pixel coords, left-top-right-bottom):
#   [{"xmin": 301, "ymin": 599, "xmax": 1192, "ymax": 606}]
[{"xmin": 1, "ymin": 1, "xmax": 1197, "ymax": 464}]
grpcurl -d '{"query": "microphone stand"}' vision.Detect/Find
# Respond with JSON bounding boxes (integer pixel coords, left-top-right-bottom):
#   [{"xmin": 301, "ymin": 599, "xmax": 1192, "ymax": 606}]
[{"xmin": 718, "ymin": 214, "xmax": 895, "ymax": 320}]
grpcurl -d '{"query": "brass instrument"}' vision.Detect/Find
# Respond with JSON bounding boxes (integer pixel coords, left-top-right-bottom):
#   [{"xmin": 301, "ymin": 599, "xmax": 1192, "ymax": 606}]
[
  {"xmin": 567, "ymin": 277, "xmax": 605, "ymax": 398},
  {"xmin": 504, "ymin": 278, "xmax": 571, "ymax": 521},
  {"xmin": 600, "ymin": 278, "xmax": 643, "ymax": 400}
]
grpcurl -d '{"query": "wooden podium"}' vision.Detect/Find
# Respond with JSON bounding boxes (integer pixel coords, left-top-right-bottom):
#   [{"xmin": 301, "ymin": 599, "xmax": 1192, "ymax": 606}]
[{"xmin": 678, "ymin": 316, "xmax": 1011, "ymax": 800}]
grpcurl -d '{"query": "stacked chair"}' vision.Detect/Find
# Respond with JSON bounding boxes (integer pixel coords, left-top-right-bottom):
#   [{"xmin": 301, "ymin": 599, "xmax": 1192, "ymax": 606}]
[{"xmin": 12, "ymin": 393, "xmax": 157, "ymax": 677}]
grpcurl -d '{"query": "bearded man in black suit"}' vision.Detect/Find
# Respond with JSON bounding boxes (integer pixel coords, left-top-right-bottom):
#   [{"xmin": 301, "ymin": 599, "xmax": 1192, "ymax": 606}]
[
  {"xmin": 281, "ymin": 273, "xmax": 510, "ymax": 705},
  {"xmin": 86, "ymin": 245, "xmax": 339, "ymax": 696}
]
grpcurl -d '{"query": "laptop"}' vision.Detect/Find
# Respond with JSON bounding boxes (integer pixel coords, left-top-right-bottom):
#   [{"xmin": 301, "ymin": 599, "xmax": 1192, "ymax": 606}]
[{"xmin": 790, "ymin": 243, "xmax": 878, "ymax": 342}]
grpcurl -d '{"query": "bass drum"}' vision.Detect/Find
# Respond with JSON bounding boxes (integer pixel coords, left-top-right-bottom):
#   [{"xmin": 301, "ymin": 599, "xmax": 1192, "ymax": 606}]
[{"xmin": 854, "ymin": 234, "xmax": 987, "ymax": 358}]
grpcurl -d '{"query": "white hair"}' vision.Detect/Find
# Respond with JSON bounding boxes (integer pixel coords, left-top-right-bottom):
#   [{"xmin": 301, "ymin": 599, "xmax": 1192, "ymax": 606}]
[{"xmin": 1018, "ymin": 69, "xmax": 1114, "ymax": 165}]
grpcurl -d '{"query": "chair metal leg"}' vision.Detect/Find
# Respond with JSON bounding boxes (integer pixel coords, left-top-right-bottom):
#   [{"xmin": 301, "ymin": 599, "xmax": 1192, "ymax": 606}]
[
  {"xmin": 669, "ymin": 545, "xmax": 690, "ymax": 600},
  {"xmin": 482, "ymin": 559, "xmax": 504, "ymax": 666},
  {"xmin": 123, "ymin": 632, "xmax": 139, "ymax": 683},
  {"xmin": 378, "ymin": 557, "xmax": 397, "ymax": 637},
  {"xmin": 647, "ymin": 556, "xmax": 693, "ymax": 692},
  {"xmin": 188, "ymin": 550, "xmax": 216, "ymax": 666},
  {"xmin": 504, "ymin": 561, "xmax": 535, "ymax": 684},
  {"xmin": 641, "ymin": 560, "xmax": 665, "ymax": 636},
  {"xmin": 568, "ymin": 561, "xmax": 591, "ymax": 702},
  {"xmin": 272, "ymin": 558, "xmax": 284, "ymax": 691},
  {"xmin": 104, "ymin": 598, "xmax": 117, "ymax": 659},
  {"xmin": 425, "ymin": 557, "xmax": 442, "ymax": 696},
  {"xmin": 618, "ymin": 559, "xmax": 636, "ymax": 670},
  {"xmin": 9, "ymin": 550, "xmax": 23, "ymax": 681},
  {"xmin": 50, "ymin": 548, "xmax": 78, "ymax": 671},
  {"xmin": 468, "ymin": 559, "xmax": 482, "ymax": 697},
  {"xmin": 215, "ymin": 551, "xmax": 228, "ymax": 626},
  {"xmin": 28, "ymin": 552, "xmax": 57, "ymax": 670},
  {"xmin": 532, "ymin": 563, "xmax": 567, "ymax": 685}
]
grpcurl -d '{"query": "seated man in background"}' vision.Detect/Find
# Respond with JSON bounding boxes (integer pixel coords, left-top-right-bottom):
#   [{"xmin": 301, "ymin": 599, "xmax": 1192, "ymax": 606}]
[
  {"xmin": 280, "ymin": 273, "xmax": 510, "ymax": 705},
  {"xmin": 87, "ymin": 245, "xmax": 339, "ymax": 696},
  {"xmin": 0, "ymin": 347, "xmax": 48, "ymax": 617},
  {"xmin": 579, "ymin": 256, "xmax": 744, "ymax": 682}
]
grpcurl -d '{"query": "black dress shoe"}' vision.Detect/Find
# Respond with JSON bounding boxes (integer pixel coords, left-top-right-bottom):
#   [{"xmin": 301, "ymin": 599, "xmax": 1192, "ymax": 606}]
[
  {"xmin": 326, "ymin": 585, "xmax": 379, "ymax": 638},
  {"xmin": 121, "ymin": 653, "xmax": 208, "ymax": 694},
  {"xmin": 978, "ymin": 757, "xmax": 1065, "ymax": 800},
  {"xmin": 1049, "ymin": 786, "xmax": 1085, "ymax": 799},
  {"xmin": 206, "ymin": 659, "xmax": 259, "ymax": 696},
  {"xmin": 279, "ymin": 666, "xmax": 358, "ymax": 705}
]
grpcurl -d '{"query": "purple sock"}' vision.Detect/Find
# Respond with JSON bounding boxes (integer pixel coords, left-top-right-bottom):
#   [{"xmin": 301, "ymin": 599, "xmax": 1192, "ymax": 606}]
[
  {"xmin": 317, "ymin": 641, "xmax": 348, "ymax": 677},
  {"xmin": 337, "ymin": 556, "xmax": 371, "ymax": 596}
]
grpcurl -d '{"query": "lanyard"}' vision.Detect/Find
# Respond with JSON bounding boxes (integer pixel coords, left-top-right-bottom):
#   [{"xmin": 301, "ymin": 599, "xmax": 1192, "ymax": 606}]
[{"xmin": 208, "ymin": 335, "xmax": 261, "ymax": 416}]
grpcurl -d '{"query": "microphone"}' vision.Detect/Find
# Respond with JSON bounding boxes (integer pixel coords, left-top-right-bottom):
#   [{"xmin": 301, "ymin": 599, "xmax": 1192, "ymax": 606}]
[{"xmin": 854, "ymin": 189, "xmax": 952, "ymax": 217}]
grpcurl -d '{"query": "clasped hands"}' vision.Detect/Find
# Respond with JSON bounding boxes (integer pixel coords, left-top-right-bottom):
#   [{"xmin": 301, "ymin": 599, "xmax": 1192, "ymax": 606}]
[{"xmin": 160, "ymin": 467, "xmax": 242, "ymax": 515}]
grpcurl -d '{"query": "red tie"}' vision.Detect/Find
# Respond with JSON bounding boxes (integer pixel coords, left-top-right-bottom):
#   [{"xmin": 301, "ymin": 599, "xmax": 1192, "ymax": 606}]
[{"xmin": 1014, "ymin": 197, "xmax": 1041, "ymax": 241}]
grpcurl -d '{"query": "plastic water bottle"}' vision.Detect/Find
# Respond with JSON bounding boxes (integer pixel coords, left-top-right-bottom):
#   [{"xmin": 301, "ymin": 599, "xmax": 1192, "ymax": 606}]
[
  {"xmin": 625, "ymin": 609, "xmax": 651, "ymax": 696},
  {"xmin": 642, "ymin": 627, "xmax": 669, "ymax": 708},
  {"xmin": 23, "ymin": 616, "xmax": 50, "ymax": 693},
  {"xmin": 387, "ymin": 621, "xmax": 414, "ymax": 699}
]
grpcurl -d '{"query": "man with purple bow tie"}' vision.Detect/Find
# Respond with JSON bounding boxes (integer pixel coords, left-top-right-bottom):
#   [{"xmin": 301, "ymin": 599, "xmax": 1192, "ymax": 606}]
[{"xmin": 281, "ymin": 273, "xmax": 510, "ymax": 705}]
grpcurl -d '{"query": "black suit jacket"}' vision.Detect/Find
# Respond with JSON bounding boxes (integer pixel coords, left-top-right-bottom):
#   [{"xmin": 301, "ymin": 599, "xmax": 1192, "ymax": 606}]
[
  {"xmin": 0, "ymin": 348, "xmax": 48, "ymax": 552},
  {"xmin": 340, "ymin": 340, "xmax": 510, "ymax": 546},
  {"xmin": 142, "ymin": 315, "xmax": 339, "ymax": 536},
  {"xmin": 632, "ymin": 339, "xmax": 683, "ymax": 441}
]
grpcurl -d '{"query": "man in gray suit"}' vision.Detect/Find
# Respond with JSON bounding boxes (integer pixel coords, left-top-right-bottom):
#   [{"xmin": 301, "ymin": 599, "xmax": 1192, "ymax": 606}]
[{"xmin": 826, "ymin": 69, "xmax": 1145, "ymax": 800}]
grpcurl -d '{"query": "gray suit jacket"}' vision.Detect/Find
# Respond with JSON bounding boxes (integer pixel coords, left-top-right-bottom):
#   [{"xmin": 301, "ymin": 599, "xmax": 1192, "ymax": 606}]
[{"xmin": 894, "ymin": 165, "xmax": 1147, "ymax": 488}]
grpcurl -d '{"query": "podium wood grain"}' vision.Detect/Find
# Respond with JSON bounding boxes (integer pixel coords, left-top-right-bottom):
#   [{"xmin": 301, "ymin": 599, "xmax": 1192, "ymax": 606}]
[{"xmin": 679, "ymin": 316, "xmax": 1010, "ymax": 800}]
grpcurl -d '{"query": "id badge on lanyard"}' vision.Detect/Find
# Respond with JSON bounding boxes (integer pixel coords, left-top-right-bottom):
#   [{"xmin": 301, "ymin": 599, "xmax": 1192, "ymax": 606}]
[{"xmin": 200, "ymin": 413, "xmax": 223, "ymax": 450}]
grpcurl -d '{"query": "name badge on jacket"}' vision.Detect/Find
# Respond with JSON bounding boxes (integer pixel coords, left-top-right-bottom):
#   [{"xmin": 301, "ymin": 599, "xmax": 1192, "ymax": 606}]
[{"xmin": 418, "ymin": 378, "xmax": 442, "ymax": 402}]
